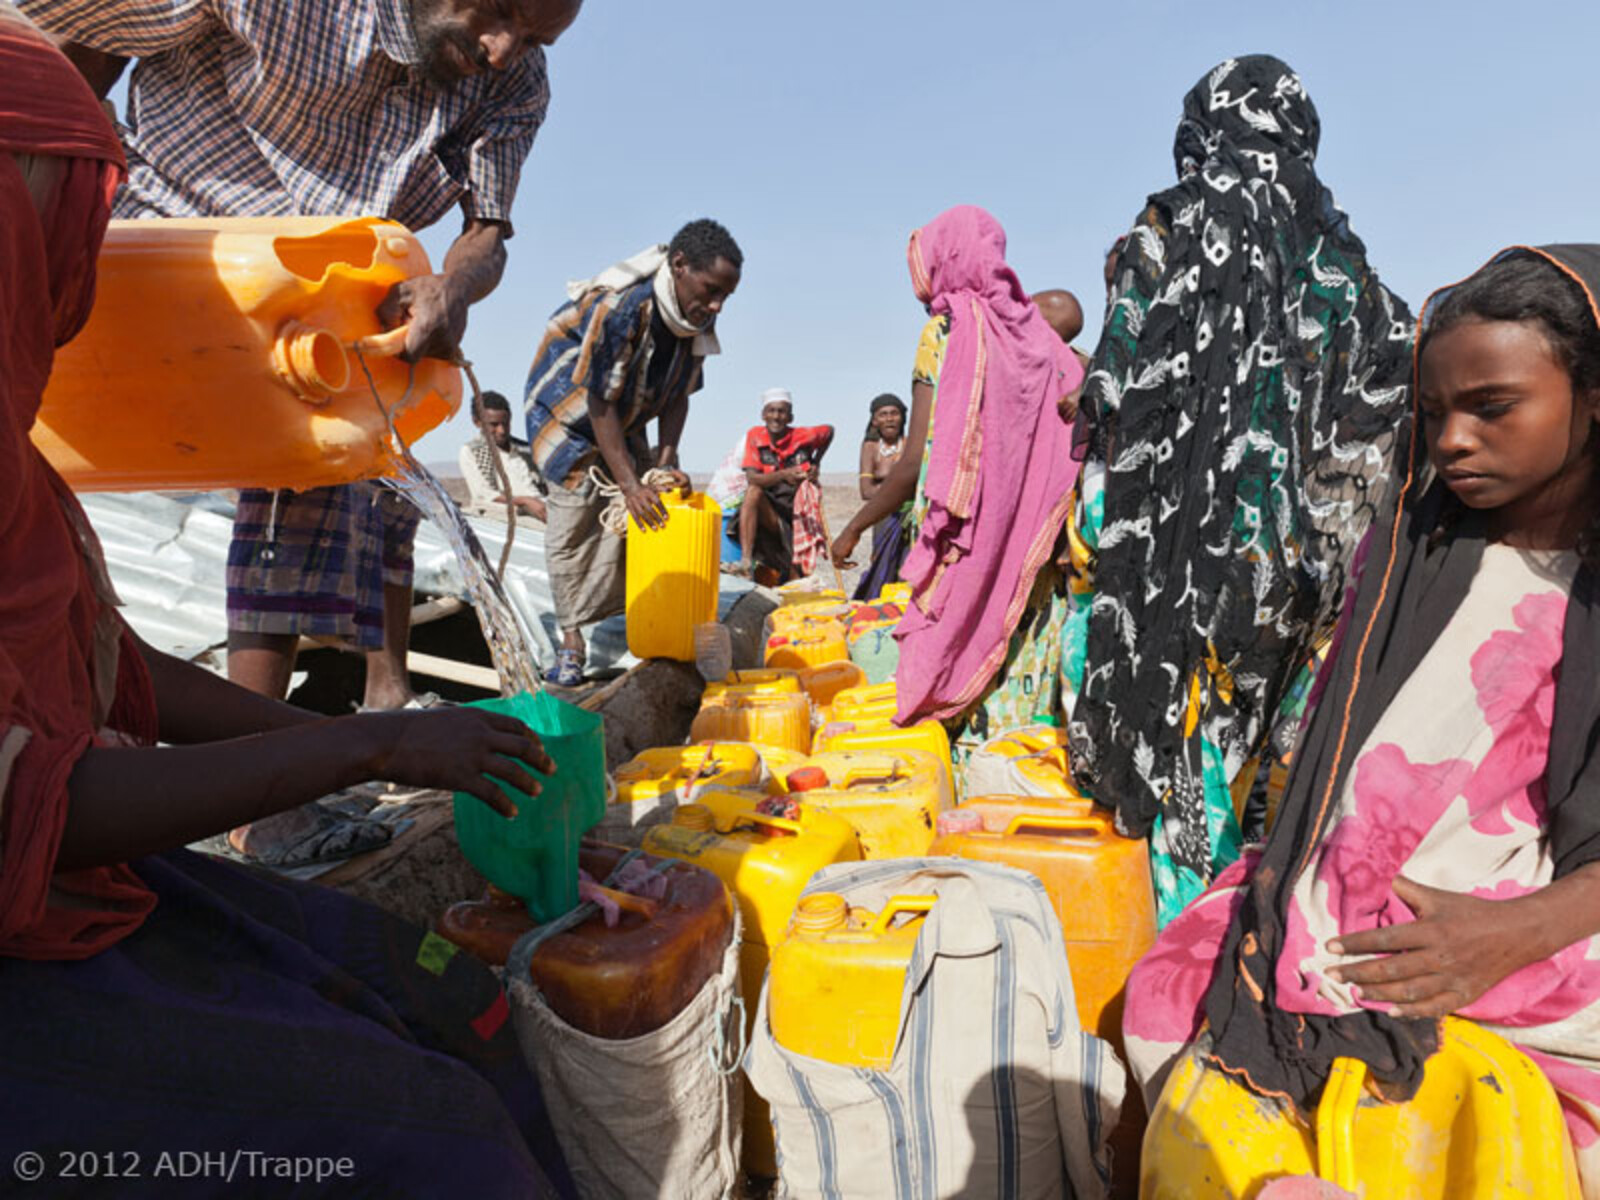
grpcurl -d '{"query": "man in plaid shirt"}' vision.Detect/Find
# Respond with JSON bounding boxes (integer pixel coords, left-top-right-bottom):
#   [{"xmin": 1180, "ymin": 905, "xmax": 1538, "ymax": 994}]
[
  {"xmin": 25, "ymin": 0, "xmax": 580, "ymax": 864},
  {"xmin": 23, "ymin": 0, "xmax": 580, "ymax": 711}
]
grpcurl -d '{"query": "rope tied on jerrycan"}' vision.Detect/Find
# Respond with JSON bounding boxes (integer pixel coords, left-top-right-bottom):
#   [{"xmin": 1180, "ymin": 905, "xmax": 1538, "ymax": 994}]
[{"xmin": 587, "ymin": 465, "xmax": 685, "ymax": 537}]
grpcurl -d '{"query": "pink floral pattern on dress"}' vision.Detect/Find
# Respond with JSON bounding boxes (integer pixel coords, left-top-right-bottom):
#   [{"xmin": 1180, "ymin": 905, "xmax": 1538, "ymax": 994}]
[
  {"xmin": 1275, "ymin": 747, "xmax": 1473, "ymax": 1016},
  {"xmin": 1123, "ymin": 852, "xmax": 1259, "ymax": 1046},
  {"xmin": 1461, "ymin": 591, "xmax": 1565, "ymax": 836},
  {"xmin": 1124, "ymin": 552, "xmax": 1600, "ymax": 1192}
]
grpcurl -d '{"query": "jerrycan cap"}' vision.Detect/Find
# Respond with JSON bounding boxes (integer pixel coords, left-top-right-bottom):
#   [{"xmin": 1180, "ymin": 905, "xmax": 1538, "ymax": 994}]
[
  {"xmin": 936, "ymin": 809, "xmax": 984, "ymax": 836},
  {"xmin": 793, "ymin": 892, "xmax": 849, "ymax": 933},
  {"xmin": 673, "ymin": 804, "xmax": 716, "ymax": 832},
  {"xmin": 785, "ymin": 766, "xmax": 830, "ymax": 793}
]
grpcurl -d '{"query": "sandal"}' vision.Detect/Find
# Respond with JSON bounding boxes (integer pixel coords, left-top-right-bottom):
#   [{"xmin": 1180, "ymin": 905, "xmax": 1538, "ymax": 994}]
[
  {"xmin": 196, "ymin": 804, "xmax": 394, "ymax": 869},
  {"xmin": 544, "ymin": 648, "xmax": 585, "ymax": 688}
]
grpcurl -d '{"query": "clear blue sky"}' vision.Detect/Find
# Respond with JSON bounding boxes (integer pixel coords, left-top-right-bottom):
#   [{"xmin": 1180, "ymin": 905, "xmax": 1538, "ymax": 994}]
[{"xmin": 139, "ymin": 1, "xmax": 1600, "ymax": 472}]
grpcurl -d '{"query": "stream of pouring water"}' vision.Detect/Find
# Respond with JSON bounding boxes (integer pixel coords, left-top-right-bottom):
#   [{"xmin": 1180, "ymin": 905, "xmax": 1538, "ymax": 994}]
[{"xmin": 355, "ymin": 349, "xmax": 543, "ymax": 697}]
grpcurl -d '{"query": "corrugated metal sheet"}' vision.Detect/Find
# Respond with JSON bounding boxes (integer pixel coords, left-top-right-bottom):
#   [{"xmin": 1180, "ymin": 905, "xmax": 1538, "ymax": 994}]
[{"xmin": 81, "ymin": 492, "xmax": 755, "ymax": 674}]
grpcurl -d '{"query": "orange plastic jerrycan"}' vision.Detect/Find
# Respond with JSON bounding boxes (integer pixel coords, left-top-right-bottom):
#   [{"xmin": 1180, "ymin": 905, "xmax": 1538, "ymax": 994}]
[
  {"xmin": 644, "ymin": 801, "xmax": 860, "ymax": 1174},
  {"xmin": 798, "ymin": 660, "xmax": 867, "ymax": 710},
  {"xmin": 625, "ymin": 489, "xmax": 723, "ymax": 662},
  {"xmin": 795, "ymin": 750, "xmax": 949, "ymax": 859},
  {"xmin": 931, "ymin": 803, "xmax": 1154, "ymax": 1045},
  {"xmin": 768, "ymin": 892, "xmax": 934, "ymax": 1068},
  {"xmin": 435, "ymin": 842, "xmax": 734, "ymax": 1039},
  {"xmin": 34, "ymin": 217, "xmax": 459, "ymax": 492},
  {"xmin": 690, "ymin": 690, "xmax": 813, "ymax": 754}
]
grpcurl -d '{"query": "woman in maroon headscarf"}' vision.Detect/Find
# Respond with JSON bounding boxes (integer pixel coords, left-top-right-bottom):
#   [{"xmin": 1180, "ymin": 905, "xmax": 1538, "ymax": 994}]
[{"xmin": 0, "ymin": 12, "xmax": 572, "ymax": 1194}]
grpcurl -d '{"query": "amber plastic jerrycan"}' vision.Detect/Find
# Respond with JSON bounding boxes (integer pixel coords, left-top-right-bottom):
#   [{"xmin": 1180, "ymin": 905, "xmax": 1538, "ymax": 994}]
[
  {"xmin": 435, "ymin": 841, "xmax": 734, "ymax": 1039},
  {"xmin": 768, "ymin": 892, "xmax": 934, "ymax": 1068},
  {"xmin": 34, "ymin": 217, "xmax": 460, "ymax": 492},
  {"xmin": 930, "ymin": 804, "xmax": 1155, "ymax": 1045},
  {"xmin": 625, "ymin": 489, "xmax": 722, "ymax": 662}
]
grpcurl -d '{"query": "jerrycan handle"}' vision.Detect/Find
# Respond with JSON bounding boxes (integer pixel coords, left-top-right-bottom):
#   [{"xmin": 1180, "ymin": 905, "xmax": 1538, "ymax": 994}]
[
  {"xmin": 350, "ymin": 324, "xmax": 413, "ymax": 358},
  {"xmin": 1023, "ymin": 746, "xmax": 1071, "ymax": 776},
  {"xmin": 868, "ymin": 894, "xmax": 936, "ymax": 934},
  {"xmin": 732, "ymin": 811, "xmax": 804, "ymax": 837},
  {"xmin": 1002, "ymin": 813, "xmax": 1106, "ymax": 838},
  {"xmin": 1314, "ymin": 1056, "xmax": 1366, "ymax": 1191}
]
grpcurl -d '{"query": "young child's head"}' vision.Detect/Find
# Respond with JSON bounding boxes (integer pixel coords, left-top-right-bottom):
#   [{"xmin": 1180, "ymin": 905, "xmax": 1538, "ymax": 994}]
[{"xmin": 1417, "ymin": 251, "xmax": 1600, "ymax": 553}]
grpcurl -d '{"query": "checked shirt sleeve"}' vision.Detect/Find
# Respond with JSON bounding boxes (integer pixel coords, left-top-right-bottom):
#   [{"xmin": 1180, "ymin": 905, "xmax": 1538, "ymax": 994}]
[
  {"xmin": 17, "ymin": 0, "xmax": 212, "ymax": 56},
  {"xmin": 461, "ymin": 47, "xmax": 549, "ymax": 231}
]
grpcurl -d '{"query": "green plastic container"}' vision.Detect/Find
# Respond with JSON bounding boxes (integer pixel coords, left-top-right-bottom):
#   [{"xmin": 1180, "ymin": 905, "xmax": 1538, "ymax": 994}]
[{"xmin": 451, "ymin": 690, "xmax": 606, "ymax": 922}]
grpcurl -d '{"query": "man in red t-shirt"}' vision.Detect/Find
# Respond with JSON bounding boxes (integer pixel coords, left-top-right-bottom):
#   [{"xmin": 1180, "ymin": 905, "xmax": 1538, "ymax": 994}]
[{"xmin": 736, "ymin": 387, "xmax": 833, "ymax": 583}]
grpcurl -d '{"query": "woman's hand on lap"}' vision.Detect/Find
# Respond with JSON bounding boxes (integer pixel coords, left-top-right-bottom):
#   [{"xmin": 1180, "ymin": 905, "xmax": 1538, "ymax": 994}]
[
  {"xmin": 360, "ymin": 709, "xmax": 555, "ymax": 819},
  {"xmin": 1326, "ymin": 875, "xmax": 1541, "ymax": 1017}
]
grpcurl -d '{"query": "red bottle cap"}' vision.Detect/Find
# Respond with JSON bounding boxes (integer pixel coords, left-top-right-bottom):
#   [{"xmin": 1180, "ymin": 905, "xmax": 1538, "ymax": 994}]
[{"xmin": 784, "ymin": 767, "xmax": 830, "ymax": 793}]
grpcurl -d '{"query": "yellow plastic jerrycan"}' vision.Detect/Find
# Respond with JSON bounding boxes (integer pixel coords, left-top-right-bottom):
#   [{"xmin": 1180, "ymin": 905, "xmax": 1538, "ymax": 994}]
[
  {"xmin": 644, "ymin": 801, "xmax": 860, "ymax": 1177},
  {"xmin": 34, "ymin": 217, "xmax": 460, "ymax": 492},
  {"xmin": 967, "ymin": 725, "xmax": 1082, "ymax": 798},
  {"xmin": 594, "ymin": 742, "xmax": 766, "ymax": 846},
  {"xmin": 931, "ymin": 802, "xmax": 1155, "ymax": 1046},
  {"xmin": 769, "ymin": 891, "xmax": 934, "ymax": 1068},
  {"xmin": 625, "ymin": 489, "xmax": 723, "ymax": 662},
  {"xmin": 769, "ymin": 601, "xmax": 856, "ymax": 638},
  {"xmin": 612, "ymin": 744, "xmax": 765, "ymax": 807},
  {"xmin": 792, "ymin": 750, "xmax": 949, "ymax": 859},
  {"xmin": 690, "ymin": 690, "xmax": 813, "ymax": 755},
  {"xmin": 813, "ymin": 717, "xmax": 955, "ymax": 807},
  {"xmin": 776, "ymin": 582, "xmax": 847, "ymax": 608},
  {"xmin": 746, "ymin": 743, "xmax": 812, "ymax": 793},
  {"xmin": 875, "ymin": 581, "xmax": 913, "ymax": 605},
  {"xmin": 703, "ymin": 669, "xmax": 801, "ymax": 701},
  {"xmin": 765, "ymin": 622, "xmax": 850, "ymax": 672},
  {"xmin": 1141, "ymin": 1017, "xmax": 1580, "ymax": 1199},
  {"xmin": 831, "ymin": 681, "xmax": 900, "ymax": 726},
  {"xmin": 644, "ymin": 801, "xmax": 861, "ymax": 949}
]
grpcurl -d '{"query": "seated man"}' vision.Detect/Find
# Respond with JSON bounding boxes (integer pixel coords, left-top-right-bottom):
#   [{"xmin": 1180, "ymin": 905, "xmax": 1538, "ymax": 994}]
[
  {"xmin": 525, "ymin": 219, "xmax": 742, "ymax": 686},
  {"xmin": 459, "ymin": 390, "xmax": 548, "ymax": 521},
  {"xmin": 737, "ymin": 389, "xmax": 834, "ymax": 584}
]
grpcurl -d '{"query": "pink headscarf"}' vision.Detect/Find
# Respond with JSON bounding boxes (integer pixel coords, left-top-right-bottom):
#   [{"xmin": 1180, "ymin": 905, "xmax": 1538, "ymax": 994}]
[{"xmin": 894, "ymin": 206, "xmax": 1083, "ymax": 725}]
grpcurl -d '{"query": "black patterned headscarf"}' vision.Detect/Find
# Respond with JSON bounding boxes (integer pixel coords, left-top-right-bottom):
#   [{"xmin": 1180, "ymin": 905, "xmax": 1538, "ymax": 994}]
[{"xmin": 1071, "ymin": 56, "xmax": 1415, "ymax": 887}]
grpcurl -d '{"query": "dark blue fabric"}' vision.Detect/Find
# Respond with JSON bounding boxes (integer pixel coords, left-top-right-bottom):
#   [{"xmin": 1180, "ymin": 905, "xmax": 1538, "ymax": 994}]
[{"xmin": 0, "ymin": 849, "xmax": 574, "ymax": 1198}]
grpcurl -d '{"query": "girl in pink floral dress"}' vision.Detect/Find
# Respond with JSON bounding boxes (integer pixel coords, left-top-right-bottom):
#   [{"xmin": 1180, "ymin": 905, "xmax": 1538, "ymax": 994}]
[{"xmin": 1124, "ymin": 244, "xmax": 1600, "ymax": 1192}]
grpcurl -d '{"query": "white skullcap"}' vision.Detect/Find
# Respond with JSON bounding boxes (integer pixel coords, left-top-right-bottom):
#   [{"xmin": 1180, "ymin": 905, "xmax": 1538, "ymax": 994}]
[{"xmin": 759, "ymin": 387, "xmax": 793, "ymax": 408}]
